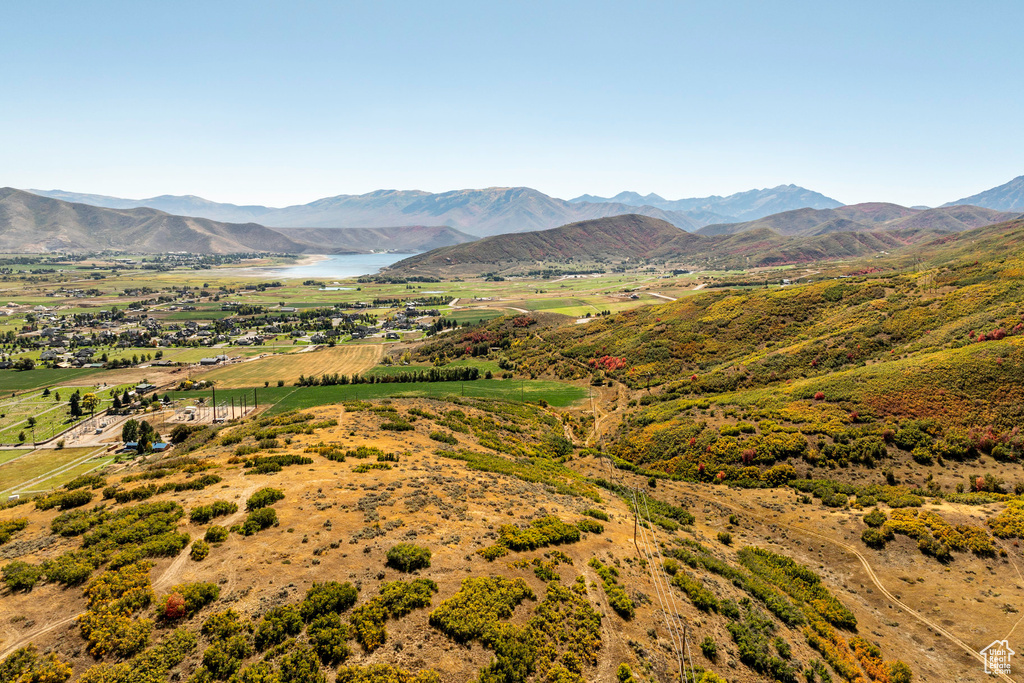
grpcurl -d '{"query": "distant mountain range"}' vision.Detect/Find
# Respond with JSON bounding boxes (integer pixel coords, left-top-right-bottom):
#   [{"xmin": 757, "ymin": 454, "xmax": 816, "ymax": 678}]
[
  {"xmin": 570, "ymin": 184, "xmax": 844, "ymax": 222},
  {"xmin": 697, "ymin": 203, "xmax": 1019, "ymax": 237},
  {"xmin": 26, "ymin": 184, "xmax": 847, "ymax": 237},
  {"xmin": 24, "ymin": 176, "xmax": 1024, "ymax": 241},
  {"xmin": 943, "ymin": 175, "xmax": 1024, "ymax": 211},
  {"xmin": 27, "ymin": 187, "xmax": 706, "ymax": 236},
  {"xmin": 0, "ymin": 188, "xmax": 475, "ymax": 254},
  {"xmin": 9, "ymin": 175, "xmax": 1023, "ymax": 258}
]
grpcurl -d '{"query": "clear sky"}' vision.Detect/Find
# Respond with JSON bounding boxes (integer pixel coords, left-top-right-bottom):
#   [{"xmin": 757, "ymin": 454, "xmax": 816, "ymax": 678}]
[{"xmin": 2, "ymin": 1, "xmax": 1022, "ymax": 207}]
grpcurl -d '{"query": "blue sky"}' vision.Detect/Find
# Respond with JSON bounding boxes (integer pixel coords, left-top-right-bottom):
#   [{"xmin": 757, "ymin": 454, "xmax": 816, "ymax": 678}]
[{"xmin": 2, "ymin": 1, "xmax": 1022, "ymax": 207}]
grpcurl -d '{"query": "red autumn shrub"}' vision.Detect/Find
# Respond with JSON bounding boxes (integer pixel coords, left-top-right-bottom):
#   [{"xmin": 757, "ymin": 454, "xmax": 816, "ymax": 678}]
[
  {"xmin": 813, "ymin": 392, "xmax": 825, "ymax": 400},
  {"xmin": 164, "ymin": 593, "xmax": 186, "ymax": 620}
]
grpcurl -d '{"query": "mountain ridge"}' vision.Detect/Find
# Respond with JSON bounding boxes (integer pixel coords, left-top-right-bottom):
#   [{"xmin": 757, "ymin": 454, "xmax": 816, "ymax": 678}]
[
  {"xmin": 0, "ymin": 189, "xmax": 478, "ymax": 254},
  {"xmin": 697, "ymin": 203, "xmax": 1019, "ymax": 237},
  {"xmin": 384, "ymin": 214, "xmax": 943, "ymax": 276},
  {"xmin": 943, "ymin": 175, "xmax": 1024, "ymax": 211},
  {"xmin": 570, "ymin": 184, "xmax": 844, "ymax": 221}
]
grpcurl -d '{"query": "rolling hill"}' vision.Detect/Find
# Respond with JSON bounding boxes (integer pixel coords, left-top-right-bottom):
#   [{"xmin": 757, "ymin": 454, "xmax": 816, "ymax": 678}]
[
  {"xmin": 0, "ymin": 188, "xmax": 305, "ymax": 254},
  {"xmin": 0, "ymin": 189, "xmax": 477, "ymax": 254},
  {"xmin": 26, "ymin": 189, "xmax": 275, "ymax": 224},
  {"xmin": 698, "ymin": 202, "xmax": 1018, "ymax": 237},
  {"xmin": 386, "ymin": 214, "xmax": 686, "ymax": 272},
  {"xmin": 384, "ymin": 214, "xmax": 936, "ymax": 276}
]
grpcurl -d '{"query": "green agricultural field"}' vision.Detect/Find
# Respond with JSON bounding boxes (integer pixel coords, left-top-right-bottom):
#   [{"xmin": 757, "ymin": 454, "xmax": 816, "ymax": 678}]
[
  {"xmin": 0, "ymin": 368, "xmax": 104, "ymax": 393},
  {"xmin": 24, "ymin": 453, "xmax": 119, "ymax": 493},
  {"xmin": 166, "ymin": 378, "xmax": 584, "ymax": 415},
  {"xmin": 162, "ymin": 310, "xmax": 235, "ymax": 320},
  {"xmin": 0, "ymin": 446, "xmax": 107, "ymax": 494},
  {"xmin": 365, "ymin": 359, "xmax": 502, "ymax": 377},
  {"xmin": 0, "ymin": 449, "xmax": 32, "ymax": 466},
  {"xmin": 0, "ymin": 384, "xmax": 131, "ymax": 445},
  {"xmin": 445, "ymin": 308, "xmax": 506, "ymax": 323}
]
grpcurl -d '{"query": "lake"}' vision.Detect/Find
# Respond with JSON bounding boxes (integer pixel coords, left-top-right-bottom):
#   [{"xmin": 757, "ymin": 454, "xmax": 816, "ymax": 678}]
[{"xmin": 264, "ymin": 253, "xmax": 408, "ymax": 279}]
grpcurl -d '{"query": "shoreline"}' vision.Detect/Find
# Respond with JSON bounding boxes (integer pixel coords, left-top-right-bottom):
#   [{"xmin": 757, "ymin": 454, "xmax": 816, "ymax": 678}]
[
  {"xmin": 211, "ymin": 252, "xmax": 406, "ymax": 280},
  {"xmin": 287, "ymin": 253, "xmax": 331, "ymax": 267}
]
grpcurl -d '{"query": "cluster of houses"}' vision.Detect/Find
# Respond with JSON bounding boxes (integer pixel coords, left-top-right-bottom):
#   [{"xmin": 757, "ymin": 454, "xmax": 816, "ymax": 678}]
[{"xmin": 2, "ymin": 298, "xmax": 446, "ymax": 370}]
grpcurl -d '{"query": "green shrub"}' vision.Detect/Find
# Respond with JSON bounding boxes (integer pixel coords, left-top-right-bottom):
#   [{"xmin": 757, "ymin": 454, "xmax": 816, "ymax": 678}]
[
  {"xmin": 428, "ymin": 576, "xmax": 534, "ymax": 643},
  {"xmin": 254, "ymin": 605, "xmax": 303, "ymax": 651},
  {"xmin": 278, "ymin": 642, "xmax": 326, "ymax": 683},
  {"xmin": 205, "ymin": 525, "xmax": 229, "ymax": 543},
  {"xmin": 190, "ymin": 540, "xmax": 210, "ymax": 561},
  {"xmin": 863, "ymin": 509, "xmax": 887, "ymax": 527},
  {"xmin": 477, "ymin": 545, "xmax": 509, "ymax": 561},
  {"xmin": 576, "ymin": 518, "xmax": 604, "ymax": 534},
  {"xmin": 300, "ymin": 581, "xmax": 359, "ymax": 621},
  {"xmin": 245, "ymin": 487, "xmax": 284, "ymax": 510},
  {"xmin": 861, "ymin": 527, "xmax": 889, "ymax": 548},
  {"xmin": 202, "ymin": 609, "xmax": 244, "ymax": 641},
  {"xmin": 717, "ymin": 531, "xmax": 733, "ymax": 545},
  {"xmin": 307, "ymin": 613, "xmax": 351, "ymax": 664},
  {"xmin": 159, "ymin": 582, "xmax": 220, "ymax": 618},
  {"xmin": 64, "ymin": 474, "xmax": 106, "ymax": 491},
  {"xmin": 582, "ymin": 508, "xmax": 609, "ymax": 521},
  {"xmin": 737, "ymin": 546, "xmax": 856, "ymax": 630},
  {"xmin": 386, "ymin": 543, "xmax": 432, "ymax": 573},
  {"xmin": 350, "ymin": 579, "xmax": 438, "ymax": 652},
  {"xmin": 588, "ymin": 558, "xmax": 635, "ymax": 619},
  {"xmin": 35, "ymin": 489, "xmax": 93, "ymax": 511},
  {"xmin": 190, "ymin": 501, "xmax": 238, "ymax": 524},
  {"xmin": 0, "ymin": 645, "xmax": 72, "ymax": 683},
  {"xmin": 671, "ymin": 571, "xmax": 719, "ymax": 612},
  {"xmin": 230, "ymin": 662, "xmax": 278, "ymax": 683},
  {"xmin": 498, "ymin": 516, "xmax": 581, "ymax": 551},
  {"xmin": 2, "ymin": 560, "xmax": 42, "ymax": 592},
  {"xmin": 240, "ymin": 508, "xmax": 277, "ymax": 535},
  {"xmin": 700, "ymin": 635, "xmax": 718, "ymax": 660},
  {"xmin": 201, "ymin": 633, "xmax": 252, "ymax": 679},
  {"xmin": 0, "ymin": 518, "xmax": 28, "ymax": 545},
  {"xmin": 78, "ymin": 562, "xmax": 155, "ymax": 658},
  {"xmin": 428, "ymin": 431, "xmax": 458, "ymax": 445},
  {"xmin": 727, "ymin": 606, "xmax": 797, "ymax": 681}
]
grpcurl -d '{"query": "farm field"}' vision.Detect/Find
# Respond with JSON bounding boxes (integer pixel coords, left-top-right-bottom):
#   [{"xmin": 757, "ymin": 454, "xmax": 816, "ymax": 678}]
[
  {"xmin": 0, "ymin": 449, "xmax": 32, "ymax": 466},
  {"xmin": 443, "ymin": 308, "xmax": 506, "ymax": 323},
  {"xmin": 0, "ymin": 384, "xmax": 133, "ymax": 445},
  {"xmin": 0, "ymin": 368, "xmax": 103, "ymax": 394},
  {"xmin": 166, "ymin": 377, "xmax": 586, "ymax": 414},
  {"xmin": 194, "ymin": 344, "xmax": 384, "ymax": 387},
  {"xmin": 0, "ymin": 446, "xmax": 106, "ymax": 494}
]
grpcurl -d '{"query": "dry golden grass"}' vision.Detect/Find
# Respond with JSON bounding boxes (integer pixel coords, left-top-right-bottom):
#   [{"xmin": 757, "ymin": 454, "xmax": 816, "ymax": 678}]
[{"xmin": 196, "ymin": 344, "xmax": 383, "ymax": 387}]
